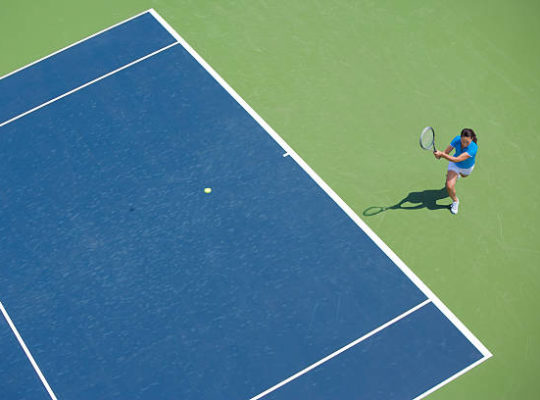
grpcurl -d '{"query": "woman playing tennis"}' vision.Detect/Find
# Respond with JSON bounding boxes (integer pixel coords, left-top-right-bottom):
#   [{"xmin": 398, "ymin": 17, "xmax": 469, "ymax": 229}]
[{"xmin": 434, "ymin": 129, "xmax": 478, "ymax": 215}]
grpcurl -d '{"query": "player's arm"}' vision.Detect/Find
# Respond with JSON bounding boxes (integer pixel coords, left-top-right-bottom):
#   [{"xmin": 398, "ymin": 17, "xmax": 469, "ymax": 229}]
[
  {"xmin": 435, "ymin": 145, "xmax": 454, "ymax": 159},
  {"xmin": 437, "ymin": 151, "xmax": 471, "ymax": 163}
]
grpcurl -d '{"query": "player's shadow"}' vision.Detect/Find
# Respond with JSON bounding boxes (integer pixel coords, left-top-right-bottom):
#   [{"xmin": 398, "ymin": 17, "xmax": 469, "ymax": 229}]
[{"xmin": 363, "ymin": 187, "xmax": 450, "ymax": 216}]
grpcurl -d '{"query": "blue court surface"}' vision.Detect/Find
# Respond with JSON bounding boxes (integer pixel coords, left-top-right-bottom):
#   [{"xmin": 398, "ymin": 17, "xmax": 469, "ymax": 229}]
[{"xmin": 0, "ymin": 9, "xmax": 491, "ymax": 400}]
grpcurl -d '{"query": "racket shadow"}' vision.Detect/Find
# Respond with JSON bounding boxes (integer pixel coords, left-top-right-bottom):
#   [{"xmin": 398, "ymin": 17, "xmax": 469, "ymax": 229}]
[{"xmin": 363, "ymin": 187, "xmax": 450, "ymax": 216}]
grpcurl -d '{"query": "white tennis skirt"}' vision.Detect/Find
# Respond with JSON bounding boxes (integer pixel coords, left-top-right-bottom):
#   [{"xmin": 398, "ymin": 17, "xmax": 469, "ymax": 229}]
[{"xmin": 448, "ymin": 161, "xmax": 475, "ymax": 176}]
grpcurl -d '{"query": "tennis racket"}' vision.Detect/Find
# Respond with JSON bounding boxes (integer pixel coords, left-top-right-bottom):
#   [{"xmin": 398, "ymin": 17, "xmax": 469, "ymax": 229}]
[{"xmin": 419, "ymin": 126, "xmax": 437, "ymax": 152}]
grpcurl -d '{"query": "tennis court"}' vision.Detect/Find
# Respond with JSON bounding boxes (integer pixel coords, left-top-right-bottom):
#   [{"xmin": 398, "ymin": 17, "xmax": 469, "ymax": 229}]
[
  {"xmin": 0, "ymin": 10, "xmax": 492, "ymax": 399},
  {"xmin": 2, "ymin": 2, "xmax": 540, "ymax": 399}
]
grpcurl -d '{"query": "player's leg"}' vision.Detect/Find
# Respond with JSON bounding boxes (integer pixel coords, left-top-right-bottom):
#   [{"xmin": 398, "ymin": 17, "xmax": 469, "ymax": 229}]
[
  {"xmin": 445, "ymin": 170, "xmax": 459, "ymax": 202},
  {"xmin": 446, "ymin": 164, "xmax": 460, "ymax": 214}
]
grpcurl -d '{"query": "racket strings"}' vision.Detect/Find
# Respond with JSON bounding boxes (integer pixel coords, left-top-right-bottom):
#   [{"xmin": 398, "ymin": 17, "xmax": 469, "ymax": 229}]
[{"xmin": 420, "ymin": 128, "xmax": 435, "ymax": 150}]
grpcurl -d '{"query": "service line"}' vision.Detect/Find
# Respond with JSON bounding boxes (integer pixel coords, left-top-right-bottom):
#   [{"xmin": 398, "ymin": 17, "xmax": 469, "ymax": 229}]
[{"xmin": 0, "ymin": 301, "xmax": 58, "ymax": 400}]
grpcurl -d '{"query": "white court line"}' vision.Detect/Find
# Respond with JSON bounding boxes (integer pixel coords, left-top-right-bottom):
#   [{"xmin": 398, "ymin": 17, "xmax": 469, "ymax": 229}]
[
  {"xmin": 0, "ymin": 9, "xmax": 492, "ymax": 398},
  {"xmin": 249, "ymin": 299, "xmax": 431, "ymax": 400},
  {"xmin": 0, "ymin": 301, "xmax": 58, "ymax": 400},
  {"xmin": 0, "ymin": 9, "xmax": 151, "ymax": 82},
  {"xmin": 414, "ymin": 355, "xmax": 490, "ymax": 400},
  {"xmin": 0, "ymin": 42, "xmax": 178, "ymax": 128},
  {"xmin": 149, "ymin": 7, "xmax": 492, "ymax": 396}
]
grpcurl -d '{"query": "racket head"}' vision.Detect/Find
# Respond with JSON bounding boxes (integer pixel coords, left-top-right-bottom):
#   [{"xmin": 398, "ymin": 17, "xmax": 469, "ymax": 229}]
[{"xmin": 420, "ymin": 126, "xmax": 435, "ymax": 151}]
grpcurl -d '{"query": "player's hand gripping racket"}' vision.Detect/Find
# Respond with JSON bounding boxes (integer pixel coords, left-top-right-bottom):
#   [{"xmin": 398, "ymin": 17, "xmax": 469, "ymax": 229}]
[{"xmin": 420, "ymin": 126, "xmax": 437, "ymax": 153}]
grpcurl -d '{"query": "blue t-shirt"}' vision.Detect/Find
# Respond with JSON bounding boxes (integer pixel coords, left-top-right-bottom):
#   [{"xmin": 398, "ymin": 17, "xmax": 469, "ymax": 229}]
[{"xmin": 450, "ymin": 135, "xmax": 477, "ymax": 168}]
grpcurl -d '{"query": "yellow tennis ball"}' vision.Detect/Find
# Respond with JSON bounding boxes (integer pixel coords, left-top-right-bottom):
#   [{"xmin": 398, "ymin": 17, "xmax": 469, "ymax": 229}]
[{"xmin": 204, "ymin": 188, "xmax": 212, "ymax": 194}]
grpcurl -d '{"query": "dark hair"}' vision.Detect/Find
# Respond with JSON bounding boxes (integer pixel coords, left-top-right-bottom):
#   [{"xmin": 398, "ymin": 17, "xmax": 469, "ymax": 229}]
[{"xmin": 461, "ymin": 128, "xmax": 477, "ymax": 144}]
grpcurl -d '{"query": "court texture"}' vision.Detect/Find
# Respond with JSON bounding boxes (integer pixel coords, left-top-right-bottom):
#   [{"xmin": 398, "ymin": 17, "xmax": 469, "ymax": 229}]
[{"xmin": 1, "ymin": 2, "xmax": 538, "ymax": 400}]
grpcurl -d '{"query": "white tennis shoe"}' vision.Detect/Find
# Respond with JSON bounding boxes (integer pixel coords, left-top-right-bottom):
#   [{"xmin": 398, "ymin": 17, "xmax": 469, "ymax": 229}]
[{"xmin": 450, "ymin": 200, "xmax": 459, "ymax": 215}]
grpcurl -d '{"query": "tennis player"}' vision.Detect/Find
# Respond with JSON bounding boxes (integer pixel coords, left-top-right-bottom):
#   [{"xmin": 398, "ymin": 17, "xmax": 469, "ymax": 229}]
[{"xmin": 434, "ymin": 129, "xmax": 478, "ymax": 215}]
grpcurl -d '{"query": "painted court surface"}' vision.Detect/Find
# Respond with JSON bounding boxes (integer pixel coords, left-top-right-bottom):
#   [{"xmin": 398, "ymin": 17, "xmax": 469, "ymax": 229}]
[{"xmin": 0, "ymin": 10, "xmax": 490, "ymax": 400}]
